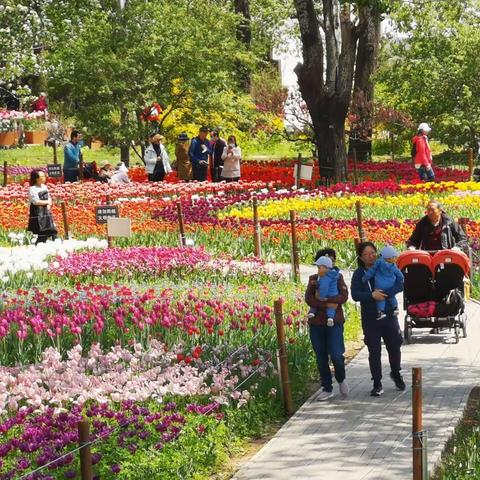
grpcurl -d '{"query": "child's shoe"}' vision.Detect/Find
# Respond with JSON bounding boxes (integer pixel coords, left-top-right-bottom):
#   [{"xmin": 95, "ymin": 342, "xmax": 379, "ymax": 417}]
[
  {"xmin": 376, "ymin": 311, "xmax": 386, "ymax": 320},
  {"xmin": 307, "ymin": 312, "xmax": 315, "ymax": 319},
  {"xmin": 327, "ymin": 318, "xmax": 334, "ymax": 327}
]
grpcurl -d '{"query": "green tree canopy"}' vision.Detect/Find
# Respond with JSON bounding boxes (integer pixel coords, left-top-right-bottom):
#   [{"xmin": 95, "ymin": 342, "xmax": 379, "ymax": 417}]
[{"xmin": 376, "ymin": 0, "xmax": 480, "ymax": 149}]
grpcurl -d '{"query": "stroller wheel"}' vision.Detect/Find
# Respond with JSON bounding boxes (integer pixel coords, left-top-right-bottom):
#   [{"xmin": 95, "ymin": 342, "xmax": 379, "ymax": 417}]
[
  {"xmin": 404, "ymin": 316, "xmax": 413, "ymax": 344},
  {"xmin": 454, "ymin": 324, "xmax": 460, "ymax": 344},
  {"xmin": 462, "ymin": 314, "xmax": 467, "ymax": 338}
]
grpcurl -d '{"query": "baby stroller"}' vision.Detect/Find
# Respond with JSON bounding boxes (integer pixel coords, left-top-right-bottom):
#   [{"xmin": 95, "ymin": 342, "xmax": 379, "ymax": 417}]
[{"xmin": 398, "ymin": 249, "xmax": 469, "ymax": 344}]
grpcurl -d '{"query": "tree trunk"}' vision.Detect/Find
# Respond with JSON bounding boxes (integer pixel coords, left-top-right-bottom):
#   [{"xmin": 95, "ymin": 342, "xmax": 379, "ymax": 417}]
[
  {"xmin": 120, "ymin": 144, "xmax": 130, "ymax": 167},
  {"xmin": 294, "ymin": 0, "xmax": 360, "ymax": 182},
  {"xmin": 349, "ymin": 8, "xmax": 380, "ymax": 161},
  {"xmin": 234, "ymin": 0, "xmax": 252, "ymax": 89}
]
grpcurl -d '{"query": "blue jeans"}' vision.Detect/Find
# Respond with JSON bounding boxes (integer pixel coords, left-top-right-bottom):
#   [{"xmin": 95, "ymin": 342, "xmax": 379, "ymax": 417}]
[
  {"xmin": 309, "ymin": 324, "xmax": 346, "ymax": 392},
  {"xmin": 418, "ymin": 165, "xmax": 435, "ymax": 181}
]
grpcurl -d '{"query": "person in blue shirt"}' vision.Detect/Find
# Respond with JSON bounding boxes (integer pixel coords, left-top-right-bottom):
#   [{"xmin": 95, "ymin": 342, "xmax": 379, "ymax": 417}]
[
  {"xmin": 363, "ymin": 245, "xmax": 404, "ymax": 320},
  {"xmin": 188, "ymin": 126, "xmax": 211, "ymax": 181},
  {"xmin": 63, "ymin": 130, "xmax": 83, "ymax": 182},
  {"xmin": 351, "ymin": 241, "xmax": 405, "ymax": 397},
  {"xmin": 307, "ymin": 256, "xmax": 339, "ymax": 326}
]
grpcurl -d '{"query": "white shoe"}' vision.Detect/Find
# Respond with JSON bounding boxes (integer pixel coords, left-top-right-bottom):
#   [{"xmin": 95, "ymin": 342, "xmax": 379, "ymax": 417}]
[
  {"xmin": 339, "ymin": 380, "xmax": 349, "ymax": 397},
  {"xmin": 327, "ymin": 318, "xmax": 334, "ymax": 327},
  {"xmin": 316, "ymin": 389, "xmax": 335, "ymax": 401},
  {"xmin": 307, "ymin": 312, "xmax": 315, "ymax": 319}
]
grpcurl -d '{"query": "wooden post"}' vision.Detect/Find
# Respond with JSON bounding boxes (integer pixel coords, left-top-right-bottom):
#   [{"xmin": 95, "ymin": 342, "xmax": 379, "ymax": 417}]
[
  {"xmin": 295, "ymin": 153, "xmax": 302, "ymax": 189},
  {"xmin": 290, "ymin": 210, "xmax": 300, "ymax": 282},
  {"xmin": 2, "ymin": 161, "xmax": 7, "ymax": 187},
  {"xmin": 78, "ymin": 159, "xmax": 84, "ymax": 181},
  {"xmin": 106, "ymin": 195, "xmax": 113, "ymax": 248},
  {"xmin": 468, "ymin": 148, "xmax": 474, "ymax": 180},
  {"xmin": 390, "ymin": 131, "xmax": 395, "ymax": 162},
  {"xmin": 412, "ymin": 367, "xmax": 423, "ymax": 480},
  {"xmin": 274, "ymin": 299, "xmax": 293, "ymax": 416},
  {"xmin": 78, "ymin": 420, "xmax": 93, "ymax": 480},
  {"xmin": 53, "ymin": 141, "xmax": 58, "ymax": 165},
  {"xmin": 355, "ymin": 201, "xmax": 366, "ymax": 242},
  {"xmin": 252, "ymin": 196, "xmax": 261, "ymax": 258},
  {"xmin": 353, "ymin": 148, "xmax": 359, "ymax": 186},
  {"xmin": 354, "ymin": 237, "xmax": 361, "ymax": 253},
  {"xmin": 176, "ymin": 202, "xmax": 186, "ymax": 247},
  {"xmin": 61, "ymin": 202, "xmax": 70, "ymax": 239}
]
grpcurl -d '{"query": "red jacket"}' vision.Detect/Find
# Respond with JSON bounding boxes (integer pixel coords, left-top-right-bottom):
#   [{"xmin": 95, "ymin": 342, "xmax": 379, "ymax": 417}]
[{"xmin": 412, "ymin": 134, "xmax": 432, "ymax": 168}]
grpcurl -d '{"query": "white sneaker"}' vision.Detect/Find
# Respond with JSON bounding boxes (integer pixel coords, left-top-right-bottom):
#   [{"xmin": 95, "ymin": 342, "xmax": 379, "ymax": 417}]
[
  {"xmin": 326, "ymin": 318, "xmax": 334, "ymax": 327},
  {"xmin": 307, "ymin": 312, "xmax": 315, "ymax": 319},
  {"xmin": 339, "ymin": 380, "xmax": 349, "ymax": 396},
  {"xmin": 316, "ymin": 389, "xmax": 335, "ymax": 401}
]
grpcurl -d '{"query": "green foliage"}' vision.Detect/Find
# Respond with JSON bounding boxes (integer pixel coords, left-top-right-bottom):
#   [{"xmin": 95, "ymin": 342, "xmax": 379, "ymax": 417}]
[
  {"xmin": 47, "ymin": 0, "xmax": 242, "ymax": 147},
  {"xmin": 376, "ymin": 0, "xmax": 480, "ymax": 149}
]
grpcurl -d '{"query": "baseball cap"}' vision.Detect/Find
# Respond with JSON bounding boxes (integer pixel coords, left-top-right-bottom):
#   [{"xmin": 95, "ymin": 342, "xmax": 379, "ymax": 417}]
[
  {"xmin": 314, "ymin": 256, "xmax": 333, "ymax": 269},
  {"xmin": 380, "ymin": 245, "xmax": 399, "ymax": 259},
  {"xmin": 418, "ymin": 123, "xmax": 431, "ymax": 133}
]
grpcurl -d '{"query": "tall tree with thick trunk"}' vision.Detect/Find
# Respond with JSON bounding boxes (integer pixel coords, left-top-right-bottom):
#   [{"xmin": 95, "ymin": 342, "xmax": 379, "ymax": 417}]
[
  {"xmin": 294, "ymin": 0, "xmax": 380, "ymax": 181},
  {"xmin": 349, "ymin": 6, "xmax": 381, "ymax": 161}
]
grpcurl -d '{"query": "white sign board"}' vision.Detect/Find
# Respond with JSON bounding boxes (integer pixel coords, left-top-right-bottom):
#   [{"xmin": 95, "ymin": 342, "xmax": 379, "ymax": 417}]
[
  {"xmin": 107, "ymin": 217, "xmax": 132, "ymax": 238},
  {"xmin": 293, "ymin": 164, "xmax": 313, "ymax": 181}
]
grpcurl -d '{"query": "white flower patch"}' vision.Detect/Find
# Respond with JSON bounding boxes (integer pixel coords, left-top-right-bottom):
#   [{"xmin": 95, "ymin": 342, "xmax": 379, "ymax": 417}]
[{"xmin": 0, "ymin": 237, "xmax": 108, "ymax": 282}]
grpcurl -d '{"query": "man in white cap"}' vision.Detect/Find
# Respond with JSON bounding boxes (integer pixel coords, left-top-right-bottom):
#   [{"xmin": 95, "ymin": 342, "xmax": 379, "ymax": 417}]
[{"xmin": 412, "ymin": 122, "xmax": 434, "ymax": 181}]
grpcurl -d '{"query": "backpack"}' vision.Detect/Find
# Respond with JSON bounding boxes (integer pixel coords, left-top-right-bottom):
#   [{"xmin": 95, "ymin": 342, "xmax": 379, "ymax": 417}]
[
  {"xmin": 434, "ymin": 288, "xmax": 463, "ymax": 317},
  {"xmin": 83, "ymin": 161, "xmax": 98, "ymax": 179}
]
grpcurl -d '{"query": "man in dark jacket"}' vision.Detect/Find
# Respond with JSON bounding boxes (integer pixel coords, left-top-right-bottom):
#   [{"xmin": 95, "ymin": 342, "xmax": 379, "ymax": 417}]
[
  {"xmin": 209, "ymin": 129, "xmax": 226, "ymax": 182},
  {"xmin": 406, "ymin": 200, "xmax": 467, "ymax": 251},
  {"xmin": 188, "ymin": 126, "xmax": 211, "ymax": 181}
]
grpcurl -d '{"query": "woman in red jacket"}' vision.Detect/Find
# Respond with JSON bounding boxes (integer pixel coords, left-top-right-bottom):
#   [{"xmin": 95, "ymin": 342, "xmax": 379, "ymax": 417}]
[{"xmin": 412, "ymin": 123, "xmax": 434, "ymax": 181}]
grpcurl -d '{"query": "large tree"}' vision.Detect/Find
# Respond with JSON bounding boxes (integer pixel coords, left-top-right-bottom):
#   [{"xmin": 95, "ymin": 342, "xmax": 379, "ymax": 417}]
[{"xmin": 293, "ymin": 0, "xmax": 386, "ymax": 181}]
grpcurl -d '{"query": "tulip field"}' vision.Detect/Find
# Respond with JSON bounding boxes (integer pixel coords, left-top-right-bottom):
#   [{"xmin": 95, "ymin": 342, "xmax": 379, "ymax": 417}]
[{"xmin": 0, "ymin": 157, "xmax": 479, "ymax": 478}]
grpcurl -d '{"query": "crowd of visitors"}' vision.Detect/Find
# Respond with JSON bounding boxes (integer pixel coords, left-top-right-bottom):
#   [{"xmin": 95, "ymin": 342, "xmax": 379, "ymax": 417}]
[{"xmin": 61, "ymin": 126, "xmax": 242, "ymax": 185}]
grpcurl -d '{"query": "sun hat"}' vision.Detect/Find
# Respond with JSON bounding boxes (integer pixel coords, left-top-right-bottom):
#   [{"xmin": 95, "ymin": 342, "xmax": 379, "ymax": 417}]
[
  {"xmin": 178, "ymin": 132, "xmax": 189, "ymax": 141},
  {"xmin": 380, "ymin": 245, "xmax": 399, "ymax": 259},
  {"xmin": 100, "ymin": 160, "xmax": 111, "ymax": 168},
  {"xmin": 418, "ymin": 123, "xmax": 431, "ymax": 133},
  {"xmin": 314, "ymin": 256, "xmax": 333, "ymax": 269}
]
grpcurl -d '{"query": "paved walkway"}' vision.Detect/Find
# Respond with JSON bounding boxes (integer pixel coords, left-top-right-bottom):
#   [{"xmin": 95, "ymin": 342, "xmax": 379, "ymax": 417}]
[{"xmin": 234, "ymin": 264, "xmax": 480, "ymax": 480}]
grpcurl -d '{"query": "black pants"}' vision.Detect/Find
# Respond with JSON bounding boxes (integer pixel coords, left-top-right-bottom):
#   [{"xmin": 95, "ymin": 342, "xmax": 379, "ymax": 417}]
[
  {"xmin": 221, "ymin": 176, "xmax": 240, "ymax": 183},
  {"xmin": 211, "ymin": 165, "xmax": 223, "ymax": 182},
  {"xmin": 192, "ymin": 163, "xmax": 208, "ymax": 181},
  {"xmin": 362, "ymin": 315, "xmax": 403, "ymax": 387},
  {"xmin": 35, "ymin": 233, "xmax": 57, "ymax": 245},
  {"xmin": 148, "ymin": 172, "xmax": 165, "ymax": 182},
  {"xmin": 63, "ymin": 168, "xmax": 79, "ymax": 182}
]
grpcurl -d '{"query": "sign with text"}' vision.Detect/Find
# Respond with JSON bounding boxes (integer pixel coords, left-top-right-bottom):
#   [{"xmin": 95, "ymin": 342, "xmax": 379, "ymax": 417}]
[
  {"xmin": 107, "ymin": 217, "xmax": 132, "ymax": 238},
  {"xmin": 47, "ymin": 164, "xmax": 63, "ymax": 178},
  {"xmin": 95, "ymin": 205, "xmax": 119, "ymax": 224},
  {"xmin": 293, "ymin": 163, "xmax": 313, "ymax": 181}
]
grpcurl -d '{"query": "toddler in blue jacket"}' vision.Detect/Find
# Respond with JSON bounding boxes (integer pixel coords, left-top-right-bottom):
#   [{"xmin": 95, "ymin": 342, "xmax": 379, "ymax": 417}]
[
  {"xmin": 363, "ymin": 245, "xmax": 404, "ymax": 320},
  {"xmin": 307, "ymin": 256, "xmax": 339, "ymax": 326}
]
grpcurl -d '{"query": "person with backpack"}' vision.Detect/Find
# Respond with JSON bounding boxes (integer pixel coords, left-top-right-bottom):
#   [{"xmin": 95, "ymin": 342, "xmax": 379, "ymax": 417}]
[{"xmin": 412, "ymin": 123, "xmax": 434, "ymax": 181}]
